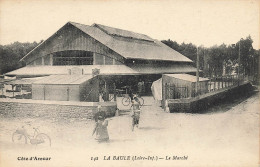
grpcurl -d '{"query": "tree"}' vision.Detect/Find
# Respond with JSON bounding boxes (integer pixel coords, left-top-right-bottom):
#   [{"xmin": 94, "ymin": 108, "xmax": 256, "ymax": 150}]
[
  {"xmin": 161, "ymin": 36, "xmax": 258, "ymax": 81},
  {"xmin": 162, "ymin": 40, "xmax": 197, "ymax": 65},
  {"xmin": 238, "ymin": 36, "xmax": 254, "ymax": 75},
  {"xmin": 0, "ymin": 41, "xmax": 40, "ymax": 75}
]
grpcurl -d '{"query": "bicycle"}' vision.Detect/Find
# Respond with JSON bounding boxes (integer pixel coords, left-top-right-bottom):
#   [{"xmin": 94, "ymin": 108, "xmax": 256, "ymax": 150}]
[
  {"xmin": 122, "ymin": 94, "xmax": 144, "ymax": 106},
  {"xmin": 108, "ymin": 89, "xmax": 123, "ymax": 101},
  {"xmin": 12, "ymin": 126, "xmax": 51, "ymax": 147}
]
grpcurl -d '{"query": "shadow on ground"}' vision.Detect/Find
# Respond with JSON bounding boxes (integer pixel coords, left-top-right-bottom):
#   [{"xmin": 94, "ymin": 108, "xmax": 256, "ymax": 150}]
[
  {"xmin": 138, "ymin": 126, "xmax": 164, "ymax": 131},
  {"xmin": 198, "ymin": 88, "xmax": 259, "ymax": 114}
]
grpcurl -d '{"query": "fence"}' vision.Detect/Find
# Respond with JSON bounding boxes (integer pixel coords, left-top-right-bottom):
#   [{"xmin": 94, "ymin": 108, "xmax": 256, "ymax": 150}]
[
  {"xmin": 165, "ymin": 74, "xmax": 248, "ymax": 100},
  {"xmin": 207, "ymin": 74, "xmax": 247, "ymax": 92}
]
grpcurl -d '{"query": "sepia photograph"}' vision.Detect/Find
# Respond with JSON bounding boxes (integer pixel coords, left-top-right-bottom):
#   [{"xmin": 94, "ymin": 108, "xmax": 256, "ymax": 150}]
[{"xmin": 0, "ymin": 0, "xmax": 259, "ymax": 166}]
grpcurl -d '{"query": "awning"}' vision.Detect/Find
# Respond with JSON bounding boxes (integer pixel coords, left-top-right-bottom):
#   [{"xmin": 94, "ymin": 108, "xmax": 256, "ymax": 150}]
[
  {"xmin": 33, "ymin": 75, "xmax": 94, "ymax": 85},
  {"xmin": 5, "ymin": 64, "xmax": 198, "ymax": 77},
  {"xmin": 4, "ymin": 77, "xmax": 45, "ymax": 85},
  {"xmin": 164, "ymin": 74, "xmax": 209, "ymax": 82},
  {"xmin": 129, "ymin": 64, "xmax": 197, "ymax": 74},
  {"xmin": 5, "ymin": 65, "xmax": 140, "ymax": 77}
]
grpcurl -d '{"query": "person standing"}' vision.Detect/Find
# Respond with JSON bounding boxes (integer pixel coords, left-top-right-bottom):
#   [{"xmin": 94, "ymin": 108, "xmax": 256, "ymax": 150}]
[
  {"xmin": 128, "ymin": 86, "xmax": 134, "ymax": 101},
  {"xmin": 131, "ymin": 95, "xmax": 141, "ymax": 131},
  {"xmin": 137, "ymin": 80, "xmax": 143, "ymax": 96},
  {"xmin": 92, "ymin": 106, "xmax": 109, "ymax": 142}
]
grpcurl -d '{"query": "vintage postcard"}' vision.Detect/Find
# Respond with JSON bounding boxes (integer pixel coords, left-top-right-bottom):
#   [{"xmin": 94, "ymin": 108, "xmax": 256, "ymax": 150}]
[{"xmin": 0, "ymin": 0, "xmax": 259, "ymax": 167}]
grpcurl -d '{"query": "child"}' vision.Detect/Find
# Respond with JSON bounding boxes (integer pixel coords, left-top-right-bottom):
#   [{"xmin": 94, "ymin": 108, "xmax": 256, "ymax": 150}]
[
  {"xmin": 92, "ymin": 106, "xmax": 109, "ymax": 142},
  {"xmin": 131, "ymin": 95, "xmax": 141, "ymax": 131}
]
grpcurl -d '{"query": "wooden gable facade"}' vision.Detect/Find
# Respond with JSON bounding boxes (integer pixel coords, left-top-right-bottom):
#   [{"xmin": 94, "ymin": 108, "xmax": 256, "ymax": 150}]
[{"xmin": 24, "ymin": 23, "xmax": 124, "ymax": 66}]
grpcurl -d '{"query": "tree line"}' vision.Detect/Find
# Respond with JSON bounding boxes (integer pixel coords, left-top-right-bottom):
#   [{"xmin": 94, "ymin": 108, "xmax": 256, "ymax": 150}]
[
  {"xmin": 0, "ymin": 38, "xmax": 259, "ymax": 83},
  {"xmin": 0, "ymin": 41, "xmax": 41, "ymax": 75},
  {"xmin": 162, "ymin": 36, "xmax": 259, "ymax": 82}
]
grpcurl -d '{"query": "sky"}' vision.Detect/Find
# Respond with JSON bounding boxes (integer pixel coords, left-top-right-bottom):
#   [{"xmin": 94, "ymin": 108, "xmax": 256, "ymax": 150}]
[{"xmin": 0, "ymin": 0, "xmax": 259, "ymax": 49}]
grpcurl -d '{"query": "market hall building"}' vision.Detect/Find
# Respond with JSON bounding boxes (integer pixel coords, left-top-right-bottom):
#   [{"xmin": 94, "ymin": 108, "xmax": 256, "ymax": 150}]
[{"xmin": 4, "ymin": 22, "xmax": 197, "ymax": 102}]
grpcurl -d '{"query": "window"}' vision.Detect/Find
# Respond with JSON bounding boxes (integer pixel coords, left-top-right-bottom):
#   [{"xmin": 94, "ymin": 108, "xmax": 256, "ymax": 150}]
[{"xmin": 53, "ymin": 50, "xmax": 93, "ymax": 65}]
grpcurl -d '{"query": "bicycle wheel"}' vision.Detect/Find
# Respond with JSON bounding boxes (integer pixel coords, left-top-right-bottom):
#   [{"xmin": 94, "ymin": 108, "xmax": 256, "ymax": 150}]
[
  {"xmin": 122, "ymin": 97, "xmax": 130, "ymax": 106},
  {"xmin": 12, "ymin": 132, "xmax": 27, "ymax": 144},
  {"xmin": 138, "ymin": 97, "xmax": 144, "ymax": 106},
  {"xmin": 35, "ymin": 133, "xmax": 51, "ymax": 147}
]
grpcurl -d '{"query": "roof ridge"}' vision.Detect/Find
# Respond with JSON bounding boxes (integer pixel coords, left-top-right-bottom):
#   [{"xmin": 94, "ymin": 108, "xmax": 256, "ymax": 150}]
[
  {"xmin": 91, "ymin": 23, "xmax": 154, "ymax": 42},
  {"xmin": 92, "ymin": 23, "xmax": 147, "ymax": 36},
  {"xmin": 69, "ymin": 21, "xmax": 90, "ymax": 27}
]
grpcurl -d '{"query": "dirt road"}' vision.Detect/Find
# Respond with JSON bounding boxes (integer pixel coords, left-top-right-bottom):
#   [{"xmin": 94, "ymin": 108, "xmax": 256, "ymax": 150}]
[{"xmin": 0, "ymin": 93, "xmax": 259, "ymax": 167}]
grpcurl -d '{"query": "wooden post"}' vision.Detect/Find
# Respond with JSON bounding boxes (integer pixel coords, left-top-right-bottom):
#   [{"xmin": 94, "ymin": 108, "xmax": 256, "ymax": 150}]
[
  {"xmin": 12, "ymin": 85, "xmax": 14, "ymax": 98},
  {"xmin": 238, "ymin": 41, "xmax": 241, "ymax": 85},
  {"xmin": 221, "ymin": 76, "xmax": 223, "ymax": 89},
  {"xmin": 226, "ymin": 76, "xmax": 228, "ymax": 87},
  {"xmin": 20, "ymin": 85, "xmax": 23, "ymax": 97},
  {"xmin": 165, "ymin": 83, "xmax": 168, "ymax": 99},
  {"xmin": 50, "ymin": 54, "xmax": 53, "ymax": 65},
  {"xmin": 209, "ymin": 79, "xmax": 211, "ymax": 92},
  {"xmin": 213, "ymin": 78, "xmax": 216, "ymax": 91},
  {"xmin": 112, "ymin": 58, "xmax": 116, "ymax": 65},
  {"xmin": 223, "ymin": 76, "xmax": 225, "ymax": 88},
  {"xmin": 113, "ymin": 82, "xmax": 116, "ymax": 102},
  {"xmin": 93, "ymin": 53, "xmax": 96, "ymax": 65},
  {"xmin": 67, "ymin": 87, "xmax": 69, "ymax": 101},
  {"xmin": 199, "ymin": 82, "xmax": 201, "ymax": 95},
  {"xmin": 218, "ymin": 78, "xmax": 220, "ymax": 90},
  {"xmin": 196, "ymin": 46, "xmax": 199, "ymax": 96},
  {"xmin": 225, "ymin": 76, "xmax": 229, "ymax": 87},
  {"xmin": 104, "ymin": 81, "xmax": 108, "ymax": 101}
]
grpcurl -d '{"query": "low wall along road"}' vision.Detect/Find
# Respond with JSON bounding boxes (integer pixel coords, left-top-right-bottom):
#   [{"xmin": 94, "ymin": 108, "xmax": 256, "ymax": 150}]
[
  {"xmin": 0, "ymin": 99, "xmax": 117, "ymax": 120},
  {"xmin": 167, "ymin": 82, "xmax": 255, "ymax": 113}
]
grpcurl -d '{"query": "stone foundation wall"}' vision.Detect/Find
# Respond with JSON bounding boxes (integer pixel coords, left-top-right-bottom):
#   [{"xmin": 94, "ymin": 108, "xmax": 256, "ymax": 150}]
[{"xmin": 0, "ymin": 99, "xmax": 117, "ymax": 120}]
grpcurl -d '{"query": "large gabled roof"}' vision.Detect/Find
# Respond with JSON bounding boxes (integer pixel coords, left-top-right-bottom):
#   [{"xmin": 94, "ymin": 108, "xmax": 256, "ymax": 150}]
[{"xmin": 21, "ymin": 22, "xmax": 192, "ymax": 63}]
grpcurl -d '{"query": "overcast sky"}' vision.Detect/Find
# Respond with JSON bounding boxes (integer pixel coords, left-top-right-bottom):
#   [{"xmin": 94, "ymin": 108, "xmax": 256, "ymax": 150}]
[{"xmin": 0, "ymin": 0, "xmax": 259, "ymax": 49}]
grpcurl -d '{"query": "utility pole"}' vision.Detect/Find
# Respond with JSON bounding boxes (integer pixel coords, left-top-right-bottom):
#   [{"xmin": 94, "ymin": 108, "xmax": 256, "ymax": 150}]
[{"xmin": 196, "ymin": 46, "xmax": 199, "ymax": 96}]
